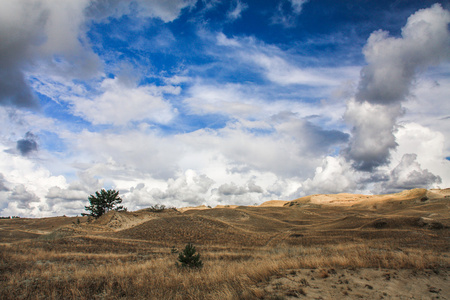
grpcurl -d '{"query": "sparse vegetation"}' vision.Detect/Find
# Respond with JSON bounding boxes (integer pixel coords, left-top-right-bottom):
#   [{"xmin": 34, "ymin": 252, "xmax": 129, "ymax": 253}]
[
  {"xmin": 82, "ymin": 189, "xmax": 126, "ymax": 219},
  {"xmin": 0, "ymin": 188, "xmax": 449, "ymax": 299},
  {"xmin": 147, "ymin": 204, "xmax": 168, "ymax": 212},
  {"xmin": 1, "ymin": 239, "xmax": 448, "ymax": 299},
  {"xmin": 0, "ymin": 216, "xmax": 20, "ymax": 219}
]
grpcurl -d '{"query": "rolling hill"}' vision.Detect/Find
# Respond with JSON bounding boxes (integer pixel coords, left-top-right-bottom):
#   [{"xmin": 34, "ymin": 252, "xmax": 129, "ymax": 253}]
[{"xmin": 1, "ymin": 188, "xmax": 449, "ymax": 299}]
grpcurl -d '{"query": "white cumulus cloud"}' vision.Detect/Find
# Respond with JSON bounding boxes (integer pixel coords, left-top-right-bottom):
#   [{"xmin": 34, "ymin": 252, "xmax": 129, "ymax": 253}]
[
  {"xmin": 346, "ymin": 3, "xmax": 450, "ymax": 171},
  {"xmin": 374, "ymin": 153, "xmax": 442, "ymax": 194},
  {"xmin": 69, "ymin": 77, "xmax": 179, "ymax": 126}
]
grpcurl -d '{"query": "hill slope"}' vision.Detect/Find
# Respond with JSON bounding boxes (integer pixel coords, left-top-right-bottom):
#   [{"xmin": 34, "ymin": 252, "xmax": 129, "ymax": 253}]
[
  {"xmin": 1, "ymin": 188, "xmax": 449, "ymax": 300},
  {"xmin": 1, "ymin": 188, "xmax": 448, "ymax": 247}
]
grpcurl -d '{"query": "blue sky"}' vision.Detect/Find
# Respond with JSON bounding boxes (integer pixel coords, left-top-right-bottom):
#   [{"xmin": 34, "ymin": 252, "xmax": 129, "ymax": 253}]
[{"xmin": 0, "ymin": 0, "xmax": 449, "ymax": 217}]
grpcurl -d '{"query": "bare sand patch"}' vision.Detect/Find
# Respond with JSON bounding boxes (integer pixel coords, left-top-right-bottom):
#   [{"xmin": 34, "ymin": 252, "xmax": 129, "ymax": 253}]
[{"xmin": 257, "ymin": 268, "xmax": 449, "ymax": 299}]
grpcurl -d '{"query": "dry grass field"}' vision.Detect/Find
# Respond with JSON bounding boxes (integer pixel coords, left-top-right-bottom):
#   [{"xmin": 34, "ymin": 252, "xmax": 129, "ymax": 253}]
[{"xmin": 1, "ymin": 188, "xmax": 449, "ymax": 299}]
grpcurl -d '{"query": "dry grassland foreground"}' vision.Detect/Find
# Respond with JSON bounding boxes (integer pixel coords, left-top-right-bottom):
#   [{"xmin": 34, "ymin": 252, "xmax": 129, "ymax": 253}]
[{"xmin": 0, "ymin": 188, "xmax": 449, "ymax": 299}]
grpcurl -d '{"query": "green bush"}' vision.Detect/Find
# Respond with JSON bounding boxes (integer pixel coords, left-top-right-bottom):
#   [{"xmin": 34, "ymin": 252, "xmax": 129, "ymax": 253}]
[
  {"xmin": 147, "ymin": 204, "xmax": 166, "ymax": 212},
  {"xmin": 177, "ymin": 243, "xmax": 203, "ymax": 269}
]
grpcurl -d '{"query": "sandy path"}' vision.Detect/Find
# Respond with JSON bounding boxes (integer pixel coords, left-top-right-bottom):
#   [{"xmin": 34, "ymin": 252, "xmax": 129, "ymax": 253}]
[{"xmin": 257, "ymin": 268, "xmax": 449, "ymax": 299}]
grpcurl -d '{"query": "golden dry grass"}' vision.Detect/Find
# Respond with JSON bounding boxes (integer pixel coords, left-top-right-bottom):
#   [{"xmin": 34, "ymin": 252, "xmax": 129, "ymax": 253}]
[
  {"xmin": 1, "ymin": 241, "xmax": 448, "ymax": 299},
  {"xmin": 1, "ymin": 188, "xmax": 449, "ymax": 299}
]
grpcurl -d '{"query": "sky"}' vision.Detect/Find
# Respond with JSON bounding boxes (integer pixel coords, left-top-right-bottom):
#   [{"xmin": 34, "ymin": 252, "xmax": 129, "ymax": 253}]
[{"xmin": 1, "ymin": 0, "xmax": 449, "ymax": 217}]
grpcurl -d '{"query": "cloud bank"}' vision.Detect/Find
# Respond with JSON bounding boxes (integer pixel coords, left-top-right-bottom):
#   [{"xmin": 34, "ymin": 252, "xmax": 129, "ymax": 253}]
[{"xmin": 0, "ymin": 2, "xmax": 448, "ymax": 217}]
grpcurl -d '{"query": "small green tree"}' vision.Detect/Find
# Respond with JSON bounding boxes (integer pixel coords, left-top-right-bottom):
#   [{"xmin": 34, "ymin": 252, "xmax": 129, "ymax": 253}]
[
  {"xmin": 177, "ymin": 243, "xmax": 203, "ymax": 269},
  {"xmin": 82, "ymin": 189, "xmax": 125, "ymax": 219}
]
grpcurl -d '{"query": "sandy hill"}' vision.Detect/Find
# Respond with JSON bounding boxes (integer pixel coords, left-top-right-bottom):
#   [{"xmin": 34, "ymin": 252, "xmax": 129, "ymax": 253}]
[
  {"xmin": 259, "ymin": 200, "xmax": 289, "ymax": 207},
  {"xmin": 286, "ymin": 188, "xmax": 431, "ymax": 207},
  {"xmin": 1, "ymin": 188, "xmax": 448, "ymax": 247},
  {"xmin": 1, "ymin": 188, "xmax": 449, "ymax": 300}
]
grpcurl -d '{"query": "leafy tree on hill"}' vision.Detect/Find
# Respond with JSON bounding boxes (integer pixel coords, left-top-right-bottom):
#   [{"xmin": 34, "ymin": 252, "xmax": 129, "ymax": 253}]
[{"xmin": 82, "ymin": 189, "xmax": 126, "ymax": 219}]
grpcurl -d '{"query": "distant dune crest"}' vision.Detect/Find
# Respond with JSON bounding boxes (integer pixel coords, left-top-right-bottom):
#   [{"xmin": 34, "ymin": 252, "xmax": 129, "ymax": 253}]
[{"xmin": 287, "ymin": 188, "xmax": 450, "ymax": 207}]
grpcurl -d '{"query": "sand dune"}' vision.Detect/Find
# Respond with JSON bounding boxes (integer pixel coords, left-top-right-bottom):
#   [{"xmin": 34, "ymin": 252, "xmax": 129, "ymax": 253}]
[
  {"xmin": 259, "ymin": 200, "xmax": 289, "ymax": 207},
  {"xmin": 1, "ymin": 188, "xmax": 449, "ymax": 299},
  {"xmin": 287, "ymin": 188, "xmax": 431, "ymax": 207}
]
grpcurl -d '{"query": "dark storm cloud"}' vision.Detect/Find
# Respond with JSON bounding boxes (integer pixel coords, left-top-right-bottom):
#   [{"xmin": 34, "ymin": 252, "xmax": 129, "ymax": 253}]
[
  {"xmin": 0, "ymin": 2, "xmax": 44, "ymax": 108},
  {"xmin": 17, "ymin": 132, "xmax": 38, "ymax": 156},
  {"xmin": 344, "ymin": 101, "xmax": 402, "ymax": 172},
  {"xmin": 277, "ymin": 117, "xmax": 350, "ymax": 155},
  {"xmin": 303, "ymin": 121, "xmax": 349, "ymax": 150},
  {"xmin": 0, "ymin": 67, "xmax": 38, "ymax": 108},
  {"xmin": 0, "ymin": 1, "xmax": 77, "ymax": 108}
]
